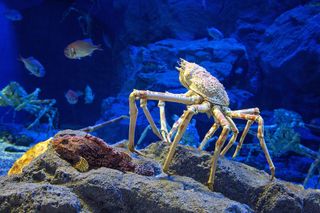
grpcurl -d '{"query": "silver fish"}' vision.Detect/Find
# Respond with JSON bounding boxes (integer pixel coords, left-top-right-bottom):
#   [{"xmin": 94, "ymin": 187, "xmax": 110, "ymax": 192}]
[
  {"xmin": 84, "ymin": 85, "xmax": 95, "ymax": 104},
  {"xmin": 19, "ymin": 56, "xmax": 45, "ymax": 77},
  {"xmin": 207, "ymin": 27, "xmax": 224, "ymax": 40}
]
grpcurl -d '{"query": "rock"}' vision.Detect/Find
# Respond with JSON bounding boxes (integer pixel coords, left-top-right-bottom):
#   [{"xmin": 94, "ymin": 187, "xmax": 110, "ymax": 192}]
[
  {"xmin": 0, "ymin": 145, "xmax": 253, "ymax": 212},
  {"xmin": 9, "ymin": 130, "xmax": 157, "ymax": 177},
  {"xmin": 0, "ymin": 183, "xmax": 81, "ymax": 213},
  {"xmin": 142, "ymin": 141, "xmax": 320, "ymax": 213},
  {"xmin": 257, "ymin": 5, "xmax": 320, "ymax": 119}
]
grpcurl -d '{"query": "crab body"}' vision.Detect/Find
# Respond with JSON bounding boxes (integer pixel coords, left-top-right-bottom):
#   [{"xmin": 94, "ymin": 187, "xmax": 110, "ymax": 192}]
[{"xmin": 178, "ymin": 60, "xmax": 229, "ymax": 107}]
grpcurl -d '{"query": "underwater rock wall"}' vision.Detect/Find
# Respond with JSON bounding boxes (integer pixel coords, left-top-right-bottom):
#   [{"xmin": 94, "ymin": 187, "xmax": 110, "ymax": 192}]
[{"xmin": 257, "ymin": 5, "xmax": 320, "ymax": 119}]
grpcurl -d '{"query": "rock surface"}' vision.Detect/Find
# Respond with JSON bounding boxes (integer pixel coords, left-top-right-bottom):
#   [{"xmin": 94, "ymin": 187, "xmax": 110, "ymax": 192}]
[
  {"xmin": 257, "ymin": 5, "xmax": 320, "ymax": 118},
  {"xmin": 1, "ymin": 135, "xmax": 320, "ymax": 212},
  {"xmin": 142, "ymin": 141, "xmax": 320, "ymax": 213},
  {"xmin": 0, "ymin": 143, "xmax": 253, "ymax": 213}
]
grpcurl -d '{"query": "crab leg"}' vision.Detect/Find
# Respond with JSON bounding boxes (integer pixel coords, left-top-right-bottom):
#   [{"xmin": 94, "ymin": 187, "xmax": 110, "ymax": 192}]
[
  {"xmin": 232, "ymin": 120, "xmax": 254, "ymax": 158},
  {"xmin": 228, "ymin": 111, "xmax": 275, "ymax": 180},
  {"xmin": 140, "ymin": 99, "xmax": 163, "ymax": 140},
  {"xmin": 163, "ymin": 102, "xmax": 211, "ymax": 173},
  {"xmin": 198, "ymin": 123, "xmax": 220, "ymax": 150},
  {"xmin": 220, "ymin": 116, "xmax": 239, "ymax": 156},
  {"xmin": 225, "ymin": 108, "xmax": 260, "ymax": 157},
  {"xmin": 128, "ymin": 90, "xmax": 202, "ymax": 155},
  {"xmin": 158, "ymin": 100, "xmax": 170, "ymax": 143},
  {"xmin": 208, "ymin": 106, "xmax": 230, "ymax": 190},
  {"xmin": 167, "ymin": 115, "xmax": 183, "ymax": 140}
]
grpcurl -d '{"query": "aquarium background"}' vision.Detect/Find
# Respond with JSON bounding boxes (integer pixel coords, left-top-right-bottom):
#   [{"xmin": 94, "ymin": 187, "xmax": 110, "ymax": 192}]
[{"xmin": 0, "ymin": 0, "xmax": 319, "ymax": 189}]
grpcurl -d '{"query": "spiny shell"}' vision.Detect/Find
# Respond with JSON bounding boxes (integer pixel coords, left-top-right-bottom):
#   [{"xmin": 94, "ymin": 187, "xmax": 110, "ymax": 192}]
[{"xmin": 179, "ymin": 59, "xmax": 229, "ymax": 106}]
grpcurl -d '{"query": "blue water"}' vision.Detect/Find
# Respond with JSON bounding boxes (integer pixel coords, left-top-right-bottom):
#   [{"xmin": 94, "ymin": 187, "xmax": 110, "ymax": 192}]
[{"xmin": 0, "ymin": 0, "xmax": 319, "ymax": 189}]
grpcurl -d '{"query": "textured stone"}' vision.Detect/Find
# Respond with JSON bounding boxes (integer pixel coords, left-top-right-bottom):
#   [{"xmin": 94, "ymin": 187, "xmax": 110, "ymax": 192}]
[
  {"xmin": 257, "ymin": 5, "xmax": 320, "ymax": 118},
  {"xmin": 0, "ymin": 146, "xmax": 253, "ymax": 213},
  {"xmin": 142, "ymin": 141, "xmax": 320, "ymax": 213},
  {"xmin": 0, "ymin": 183, "xmax": 81, "ymax": 213}
]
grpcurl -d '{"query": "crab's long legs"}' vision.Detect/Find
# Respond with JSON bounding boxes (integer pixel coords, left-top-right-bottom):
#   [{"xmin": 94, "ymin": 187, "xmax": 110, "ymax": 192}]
[
  {"xmin": 158, "ymin": 100, "xmax": 170, "ymax": 143},
  {"xmin": 128, "ymin": 90, "xmax": 202, "ymax": 154},
  {"xmin": 208, "ymin": 106, "xmax": 230, "ymax": 190},
  {"xmin": 224, "ymin": 108, "xmax": 260, "ymax": 157},
  {"xmin": 163, "ymin": 102, "xmax": 211, "ymax": 173},
  {"xmin": 220, "ymin": 117, "xmax": 239, "ymax": 156},
  {"xmin": 198, "ymin": 123, "xmax": 220, "ymax": 150},
  {"xmin": 232, "ymin": 120, "xmax": 254, "ymax": 158},
  {"xmin": 140, "ymin": 99, "xmax": 163, "ymax": 140},
  {"xmin": 167, "ymin": 115, "xmax": 183, "ymax": 140},
  {"xmin": 229, "ymin": 111, "xmax": 275, "ymax": 180}
]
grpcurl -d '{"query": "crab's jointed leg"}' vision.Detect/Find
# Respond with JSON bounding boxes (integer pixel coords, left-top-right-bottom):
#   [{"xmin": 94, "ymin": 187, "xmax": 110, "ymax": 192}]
[
  {"xmin": 220, "ymin": 116, "xmax": 239, "ymax": 156},
  {"xmin": 167, "ymin": 114, "xmax": 183, "ymax": 140},
  {"xmin": 128, "ymin": 90, "xmax": 202, "ymax": 155},
  {"xmin": 222, "ymin": 108, "xmax": 260, "ymax": 157},
  {"xmin": 208, "ymin": 106, "xmax": 230, "ymax": 190},
  {"xmin": 158, "ymin": 100, "xmax": 170, "ymax": 143},
  {"xmin": 198, "ymin": 123, "xmax": 220, "ymax": 151},
  {"xmin": 232, "ymin": 120, "xmax": 254, "ymax": 158},
  {"xmin": 162, "ymin": 101, "xmax": 211, "ymax": 173},
  {"xmin": 140, "ymin": 99, "xmax": 163, "ymax": 140},
  {"xmin": 229, "ymin": 110, "xmax": 275, "ymax": 180}
]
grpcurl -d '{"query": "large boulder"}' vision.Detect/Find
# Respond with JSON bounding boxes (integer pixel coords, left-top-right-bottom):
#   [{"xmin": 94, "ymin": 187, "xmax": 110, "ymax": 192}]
[
  {"xmin": 0, "ymin": 141, "xmax": 253, "ymax": 213},
  {"xmin": 142, "ymin": 141, "xmax": 320, "ymax": 213},
  {"xmin": 257, "ymin": 5, "xmax": 320, "ymax": 119}
]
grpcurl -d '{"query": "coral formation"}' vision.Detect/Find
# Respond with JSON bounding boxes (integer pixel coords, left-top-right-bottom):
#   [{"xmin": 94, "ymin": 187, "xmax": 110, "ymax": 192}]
[{"xmin": 0, "ymin": 82, "xmax": 57, "ymax": 130}]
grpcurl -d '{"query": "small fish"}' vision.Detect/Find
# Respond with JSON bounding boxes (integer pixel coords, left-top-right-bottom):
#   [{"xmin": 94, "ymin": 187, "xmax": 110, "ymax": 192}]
[
  {"xmin": 4, "ymin": 9, "xmax": 23, "ymax": 21},
  {"xmin": 207, "ymin": 27, "xmax": 224, "ymax": 40},
  {"xmin": 64, "ymin": 39, "xmax": 102, "ymax": 59},
  {"xmin": 84, "ymin": 85, "xmax": 95, "ymax": 104},
  {"xmin": 65, "ymin": 89, "xmax": 83, "ymax": 104},
  {"xmin": 19, "ymin": 56, "xmax": 46, "ymax": 77}
]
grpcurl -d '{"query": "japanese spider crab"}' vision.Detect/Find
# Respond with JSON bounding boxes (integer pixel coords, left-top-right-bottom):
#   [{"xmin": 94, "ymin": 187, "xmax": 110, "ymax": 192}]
[{"xmin": 128, "ymin": 59, "xmax": 275, "ymax": 190}]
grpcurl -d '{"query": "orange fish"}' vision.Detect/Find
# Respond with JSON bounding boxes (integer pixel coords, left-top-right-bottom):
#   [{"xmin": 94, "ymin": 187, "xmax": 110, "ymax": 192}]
[{"xmin": 64, "ymin": 39, "xmax": 102, "ymax": 59}]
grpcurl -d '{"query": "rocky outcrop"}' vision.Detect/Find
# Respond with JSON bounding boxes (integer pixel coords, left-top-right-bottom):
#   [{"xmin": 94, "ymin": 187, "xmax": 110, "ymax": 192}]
[
  {"xmin": 1, "ymin": 135, "xmax": 320, "ymax": 212},
  {"xmin": 0, "ymin": 142, "xmax": 253, "ymax": 213},
  {"xmin": 142, "ymin": 141, "xmax": 320, "ymax": 213},
  {"xmin": 257, "ymin": 5, "xmax": 320, "ymax": 118}
]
